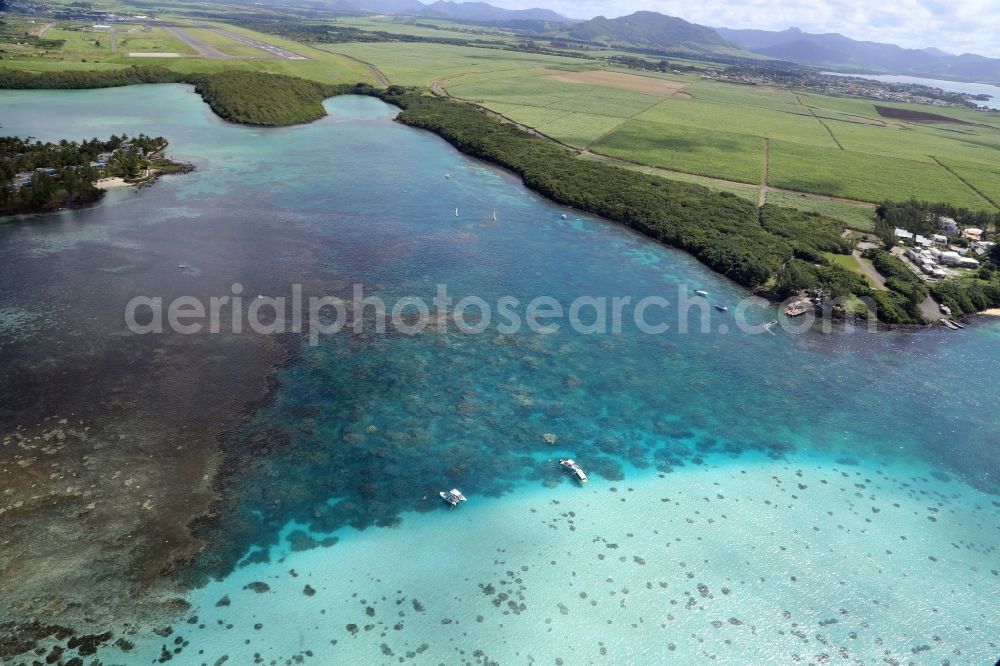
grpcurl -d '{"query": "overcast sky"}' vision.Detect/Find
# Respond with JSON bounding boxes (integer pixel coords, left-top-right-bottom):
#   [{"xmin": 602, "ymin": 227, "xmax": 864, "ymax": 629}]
[{"xmin": 484, "ymin": 0, "xmax": 1000, "ymax": 58}]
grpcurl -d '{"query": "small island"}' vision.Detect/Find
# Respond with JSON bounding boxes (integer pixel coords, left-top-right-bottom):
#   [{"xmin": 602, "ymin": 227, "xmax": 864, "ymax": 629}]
[{"xmin": 0, "ymin": 133, "xmax": 191, "ymax": 216}]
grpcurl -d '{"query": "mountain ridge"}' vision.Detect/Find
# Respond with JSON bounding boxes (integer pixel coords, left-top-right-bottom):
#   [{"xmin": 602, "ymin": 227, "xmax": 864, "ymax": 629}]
[
  {"xmin": 717, "ymin": 26, "xmax": 1000, "ymax": 83},
  {"xmin": 551, "ymin": 11, "xmax": 736, "ymax": 54}
]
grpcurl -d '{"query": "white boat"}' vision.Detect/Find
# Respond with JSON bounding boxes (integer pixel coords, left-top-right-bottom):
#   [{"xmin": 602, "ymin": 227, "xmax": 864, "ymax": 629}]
[
  {"xmin": 561, "ymin": 213, "xmax": 568, "ymax": 220},
  {"xmin": 694, "ymin": 290, "xmax": 709, "ymax": 297},
  {"xmin": 439, "ymin": 488, "xmax": 467, "ymax": 507},
  {"xmin": 559, "ymin": 459, "xmax": 588, "ymax": 484},
  {"xmin": 785, "ymin": 303, "xmax": 808, "ymax": 317},
  {"xmin": 445, "ymin": 173, "xmax": 451, "ymax": 179},
  {"xmin": 454, "ymin": 208, "xmax": 459, "ymax": 217},
  {"xmin": 492, "ymin": 210, "xmax": 497, "ymax": 221}
]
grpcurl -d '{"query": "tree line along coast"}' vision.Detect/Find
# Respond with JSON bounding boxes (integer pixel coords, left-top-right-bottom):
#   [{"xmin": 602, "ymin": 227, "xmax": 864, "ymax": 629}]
[{"xmin": 1, "ymin": 67, "xmax": 997, "ymax": 323}]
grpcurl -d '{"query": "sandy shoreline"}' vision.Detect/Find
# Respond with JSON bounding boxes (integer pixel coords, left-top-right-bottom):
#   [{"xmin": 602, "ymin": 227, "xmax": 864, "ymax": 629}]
[
  {"xmin": 981, "ymin": 308, "xmax": 1000, "ymax": 316},
  {"xmin": 94, "ymin": 177, "xmax": 131, "ymax": 190}
]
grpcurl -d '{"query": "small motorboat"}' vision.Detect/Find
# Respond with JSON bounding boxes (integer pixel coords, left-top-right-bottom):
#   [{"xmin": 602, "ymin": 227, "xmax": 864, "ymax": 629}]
[
  {"xmin": 559, "ymin": 459, "xmax": 588, "ymax": 484},
  {"xmin": 694, "ymin": 290, "xmax": 709, "ymax": 298},
  {"xmin": 445, "ymin": 173, "xmax": 451, "ymax": 179},
  {"xmin": 454, "ymin": 208, "xmax": 459, "ymax": 217},
  {"xmin": 561, "ymin": 213, "xmax": 568, "ymax": 220},
  {"xmin": 439, "ymin": 488, "xmax": 467, "ymax": 507},
  {"xmin": 715, "ymin": 304, "xmax": 728, "ymax": 312},
  {"xmin": 785, "ymin": 304, "xmax": 808, "ymax": 317}
]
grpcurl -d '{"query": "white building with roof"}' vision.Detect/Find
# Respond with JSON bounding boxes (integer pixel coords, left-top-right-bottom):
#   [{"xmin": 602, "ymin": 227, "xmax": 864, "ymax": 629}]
[{"xmin": 937, "ymin": 216, "xmax": 958, "ymax": 234}]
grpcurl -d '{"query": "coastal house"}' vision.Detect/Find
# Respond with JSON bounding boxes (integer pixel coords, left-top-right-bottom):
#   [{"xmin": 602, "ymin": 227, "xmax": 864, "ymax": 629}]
[
  {"xmin": 13, "ymin": 171, "xmax": 33, "ymax": 188},
  {"xmin": 939, "ymin": 251, "xmax": 962, "ymax": 266},
  {"xmin": 962, "ymin": 228, "xmax": 983, "ymax": 241},
  {"xmin": 971, "ymin": 241, "xmax": 995, "ymax": 256},
  {"xmin": 895, "ymin": 228, "xmax": 914, "ymax": 241},
  {"xmin": 932, "ymin": 234, "xmax": 948, "ymax": 244},
  {"xmin": 937, "ymin": 216, "xmax": 958, "ymax": 234},
  {"xmin": 957, "ymin": 257, "xmax": 980, "ymax": 268},
  {"xmin": 915, "ymin": 234, "xmax": 932, "ymax": 247}
]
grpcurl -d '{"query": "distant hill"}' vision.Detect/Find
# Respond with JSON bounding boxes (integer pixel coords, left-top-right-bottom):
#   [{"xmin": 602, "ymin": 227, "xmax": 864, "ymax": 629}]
[
  {"xmin": 356, "ymin": 0, "xmax": 427, "ymax": 12},
  {"xmin": 716, "ymin": 26, "xmax": 1000, "ymax": 83},
  {"xmin": 418, "ymin": 1, "xmax": 567, "ymax": 23},
  {"xmin": 557, "ymin": 11, "xmax": 734, "ymax": 53}
]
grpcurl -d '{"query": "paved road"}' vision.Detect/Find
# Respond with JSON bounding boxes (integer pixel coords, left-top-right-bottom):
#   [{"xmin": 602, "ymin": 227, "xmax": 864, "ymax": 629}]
[
  {"xmin": 162, "ymin": 25, "xmax": 231, "ymax": 59},
  {"xmin": 37, "ymin": 23, "xmax": 53, "ymax": 38},
  {"xmin": 199, "ymin": 25, "xmax": 308, "ymax": 60},
  {"xmin": 110, "ymin": 25, "xmax": 117, "ymax": 53}
]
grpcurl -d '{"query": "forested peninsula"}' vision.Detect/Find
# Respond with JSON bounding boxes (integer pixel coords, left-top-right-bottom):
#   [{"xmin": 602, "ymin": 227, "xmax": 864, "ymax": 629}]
[
  {"xmin": 1, "ymin": 134, "xmax": 189, "ymax": 216},
  {"xmin": 0, "ymin": 67, "xmax": 335, "ymax": 126}
]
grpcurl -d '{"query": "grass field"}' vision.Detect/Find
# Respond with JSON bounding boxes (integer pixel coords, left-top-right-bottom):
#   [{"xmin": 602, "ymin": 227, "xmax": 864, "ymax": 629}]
[
  {"xmin": 580, "ymin": 152, "xmax": 762, "ymax": 202},
  {"xmin": 764, "ymin": 191, "xmax": 876, "ymax": 231},
  {"xmin": 324, "ymin": 40, "xmax": 1000, "ymax": 209},
  {"xmin": 768, "ymin": 138, "xmax": 990, "ymax": 208},
  {"xmin": 593, "ymin": 119, "xmax": 764, "ymax": 183},
  {"xmin": 317, "ymin": 42, "xmax": 593, "ymax": 87},
  {"xmin": 116, "ymin": 25, "xmax": 197, "ymax": 55},
  {"xmin": 0, "ymin": 21, "xmax": 375, "ymax": 85},
  {"xmin": 329, "ymin": 16, "xmax": 517, "ymax": 45},
  {"xmin": 4, "ymin": 8, "xmax": 999, "ymax": 217}
]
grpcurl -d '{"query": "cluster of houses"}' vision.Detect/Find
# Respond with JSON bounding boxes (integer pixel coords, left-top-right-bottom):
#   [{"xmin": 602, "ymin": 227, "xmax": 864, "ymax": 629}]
[
  {"xmin": 894, "ymin": 216, "xmax": 994, "ymax": 279},
  {"xmin": 9, "ymin": 143, "xmax": 131, "ymax": 191},
  {"xmin": 10, "ymin": 167, "xmax": 56, "ymax": 191}
]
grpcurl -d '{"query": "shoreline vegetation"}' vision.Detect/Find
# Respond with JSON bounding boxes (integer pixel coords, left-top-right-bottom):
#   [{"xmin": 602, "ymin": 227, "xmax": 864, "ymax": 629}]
[
  {"xmin": 1, "ymin": 68, "xmax": 998, "ymax": 321},
  {"xmin": 0, "ymin": 67, "xmax": 337, "ymax": 127},
  {"xmin": 0, "ymin": 133, "xmax": 192, "ymax": 217}
]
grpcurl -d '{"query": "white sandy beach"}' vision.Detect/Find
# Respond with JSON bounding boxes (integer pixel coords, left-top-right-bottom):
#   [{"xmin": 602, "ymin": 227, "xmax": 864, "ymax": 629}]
[{"xmin": 94, "ymin": 177, "xmax": 130, "ymax": 190}]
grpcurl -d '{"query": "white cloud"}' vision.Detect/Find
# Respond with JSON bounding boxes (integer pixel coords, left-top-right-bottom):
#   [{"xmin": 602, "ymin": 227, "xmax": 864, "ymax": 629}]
[{"xmin": 482, "ymin": 0, "xmax": 1000, "ymax": 58}]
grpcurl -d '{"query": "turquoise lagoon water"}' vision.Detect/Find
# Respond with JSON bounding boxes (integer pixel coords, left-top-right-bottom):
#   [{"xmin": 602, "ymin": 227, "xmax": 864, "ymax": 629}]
[{"xmin": 0, "ymin": 87, "xmax": 998, "ymax": 664}]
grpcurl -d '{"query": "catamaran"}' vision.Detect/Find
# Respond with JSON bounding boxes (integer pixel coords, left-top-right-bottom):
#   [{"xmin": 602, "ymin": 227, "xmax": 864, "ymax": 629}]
[
  {"xmin": 559, "ymin": 459, "xmax": 588, "ymax": 484},
  {"xmin": 439, "ymin": 488, "xmax": 467, "ymax": 507}
]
